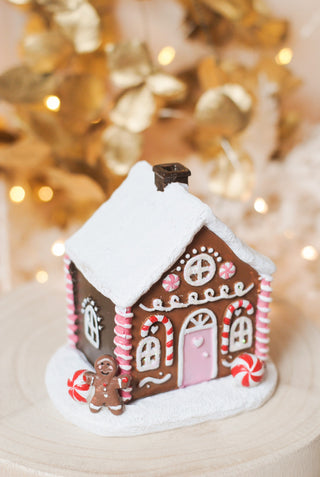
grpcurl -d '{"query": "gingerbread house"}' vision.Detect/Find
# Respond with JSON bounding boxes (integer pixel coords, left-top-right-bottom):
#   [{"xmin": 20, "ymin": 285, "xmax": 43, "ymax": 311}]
[{"xmin": 64, "ymin": 161, "xmax": 275, "ymax": 403}]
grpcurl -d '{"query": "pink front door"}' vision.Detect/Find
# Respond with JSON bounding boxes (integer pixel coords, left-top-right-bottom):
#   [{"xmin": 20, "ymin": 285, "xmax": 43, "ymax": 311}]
[{"xmin": 179, "ymin": 308, "xmax": 217, "ymax": 388}]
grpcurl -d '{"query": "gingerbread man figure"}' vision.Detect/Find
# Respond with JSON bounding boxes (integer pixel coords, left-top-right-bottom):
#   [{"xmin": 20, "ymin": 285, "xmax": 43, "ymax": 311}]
[{"xmin": 84, "ymin": 355, "xmax": 131, "ymax": 415}]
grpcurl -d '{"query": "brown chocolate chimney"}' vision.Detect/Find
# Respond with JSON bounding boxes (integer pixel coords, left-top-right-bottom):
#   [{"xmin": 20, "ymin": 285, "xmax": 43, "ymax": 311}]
[{"xmin": 153, "ymin": 163, "xmax": 191, "ymax": 192}]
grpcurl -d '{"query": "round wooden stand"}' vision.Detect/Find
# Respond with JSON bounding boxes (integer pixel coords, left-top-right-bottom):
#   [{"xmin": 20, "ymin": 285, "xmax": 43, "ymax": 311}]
[{"xmin": 1, "ymin": 283, "xmax": 320, "ymax": 476}]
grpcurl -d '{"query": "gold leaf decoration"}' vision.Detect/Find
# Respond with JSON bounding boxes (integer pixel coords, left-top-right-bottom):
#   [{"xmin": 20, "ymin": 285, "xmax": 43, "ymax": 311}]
[
  {"xmin": 209, "ymin": 145, "xmax": 254, "ymax": 200},
  {"xmin": 7, "ymin": 0, "xmax": 31, "ymax": 5},
  {"xmin": 254, "ymin": 18, "xmax": 288, "ymax": 47},
  {"xmin": 0, "ymin": 66, "xmax": 56, "ymax": 103},
  {"xmin": 197, "ymin": 56, "xmax": 228, "ymax": 90},
  {"xmin": 146, "ymin": 73, "xmax": 186, "ymax": 100},
  {"xmin": 54, "ymin": 1, "xmax": 101, "ymax": 53},
  {"xmin": 202, "ymin": 0, "xmax": 251, "ymax": 21},
  {"xmin": 107, "ymin": 41, "xmax": 153, "ymax": 89},
  {"xmin": 195, "ymin": 84, "xmax": 252, "ymax": 136},
  {"xmin": 21, "ymin": 30, "xmax": 73, "ymax": 73},
  {"xmin": 110, "ymin": 85, "xmax": 156, "ymax": 133},
  {"xmin": 57, "ymin": 74, "xmax": 106, "ymax": 126},
  {"xmin": 102, "ymin": 125, "xmax": 142, "ymax": 175},
  {"xmin": 35, "ymin": 0, "xmax": 84, "ymax": 14}
]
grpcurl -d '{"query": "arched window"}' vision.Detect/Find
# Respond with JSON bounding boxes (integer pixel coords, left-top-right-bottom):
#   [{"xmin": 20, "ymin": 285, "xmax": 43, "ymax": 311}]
[
  {"xmin": 136, "ymin": 337, "xmax": 161, "ymax": 372},
  {"xmin": 81, "ymin": 298, "xmax": 102, "ymax": 349},
  {"xmin": 229, "ymin": 316, "xmax": 253, "ymax": 352}
]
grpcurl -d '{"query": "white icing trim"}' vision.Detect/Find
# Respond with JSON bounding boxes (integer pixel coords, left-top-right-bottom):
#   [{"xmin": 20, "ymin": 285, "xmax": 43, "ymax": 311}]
[
  {"xmin": 177, "ymin": 308, "xmax": 218, "ymax": 387},
  {"xmin": 258, "ymin": 295, "xmax": 273, "ymax": 303},
  {"xmin": 89, "ymin": 403, "xmax": 101, "ymax": 410},
  {"xmin": 109, "ymin": 404, "xmax": 122, "ymax": 410},
  {"xmin": 222, "ymin": 359, "xmax": 232, "ymax": 368},
  {"xmin": 114, "ymin": 318, "xmax": 132, "ymax": 329},
  {"xmin": 256, "ymin": 327, "xmax": 270, "ymax": 334},
  {"xmin": 257, "ymin": 305, "xmax": 270, "ymax": 313},
  {"xmin": 115, "ymin": 306, "xmax": 134, "ymax": 318},
  {"xmin": 114, "ymin": 352, "xmax": 132, "ymax": 361},
  {"xmin": 138, "ymin": 373, "xmax": 172, "ymax": 388},
  {"xmin": 119, "ymin": 364, "xmax": 132, "ymax": 371},
  {"xmin": 261, "ymin": 284, "xmax": 272, "ymax": 292},
  {"xmin": 113, "ymin": 340, "xmax": 132, "ymax": 351},
  {"xmin": 139, "ymin": 282, "xmax": 254, "ymax": 313},
  {"xmin": 256, "ymin": 336, "xmax": 270, "ymax": 344}
]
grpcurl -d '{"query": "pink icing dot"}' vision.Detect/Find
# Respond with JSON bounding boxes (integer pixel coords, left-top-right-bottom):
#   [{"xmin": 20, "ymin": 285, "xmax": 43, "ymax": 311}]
[
  {"xmin": 219, "ymin": 261, "xmax": 236, "ymax": 280},
  {"xmin": 162, "ymin": 273, "xmax": 180, "ymax": 292}
]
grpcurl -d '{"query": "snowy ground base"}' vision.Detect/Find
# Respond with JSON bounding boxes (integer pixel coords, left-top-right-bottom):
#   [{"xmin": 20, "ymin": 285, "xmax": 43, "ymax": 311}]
[{"xmin": 46, "ymin": 345, "xmax": 277, "ymax": 437}]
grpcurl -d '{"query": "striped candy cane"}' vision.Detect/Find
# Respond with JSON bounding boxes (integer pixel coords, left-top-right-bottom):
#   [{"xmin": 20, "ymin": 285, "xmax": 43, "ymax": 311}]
[
  {"xmin": 141, "ymin": 315, "xmax": 174, "ymax": 366},
  {"xmin": 221, "ymin": 299, "xmax": 254, "ymax": 355},
  {"xmin": 255, "ymin": 277, "xmax": 272, "ymax": 361},
  {"xmin": 64, "ymin": 255, "xmax": 79, "ymax": 348},
  {"xmin": 114, "ymin": 306, "xmax": 133, "ymax": 402}
]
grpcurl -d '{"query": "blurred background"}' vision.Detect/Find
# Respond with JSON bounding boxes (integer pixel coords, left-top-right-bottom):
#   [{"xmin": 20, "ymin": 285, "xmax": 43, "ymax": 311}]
[{"xmin": 0, "ymin": 0, "xmax": 319, "ymax": 320}]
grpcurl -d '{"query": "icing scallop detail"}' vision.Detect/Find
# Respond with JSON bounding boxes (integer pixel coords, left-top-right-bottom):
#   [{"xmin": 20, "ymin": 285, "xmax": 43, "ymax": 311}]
[
  {"xmin": 219, "ymin": 261, "xmax": 236, "ymax": 280},
  {"xmin": 231, "ymin": 353, "xmax": 264, "ymax": 387},
  {"xmin": 67, "ymin": 369, "xmax": 91, "ymax": 403},
  {"xmin": 162, "ymin": 274, "xmax": 180, "ymax": 292}
]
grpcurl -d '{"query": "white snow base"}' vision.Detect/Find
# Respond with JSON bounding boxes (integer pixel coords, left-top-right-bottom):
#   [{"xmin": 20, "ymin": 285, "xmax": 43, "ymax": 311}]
[{"xmin": 46, "ymin": 345, "xmax": 277, "ymax": 436}]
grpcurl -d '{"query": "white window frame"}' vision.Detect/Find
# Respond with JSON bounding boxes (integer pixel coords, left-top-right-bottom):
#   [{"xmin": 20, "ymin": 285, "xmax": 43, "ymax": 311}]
[
  {"xmin": 84, "ymin": 303, "xmax": 100, "ymax": 349},
  {"xmin": 136, "ymin": 337, "xmax": 161, "ymax": 372},
  {"xmin": 183, "ymin": 253, "xmax": 216, "ymax": 286},
  {"xmin": 229, "ymin": 316, "xmax": 253, "ymax": 352}
]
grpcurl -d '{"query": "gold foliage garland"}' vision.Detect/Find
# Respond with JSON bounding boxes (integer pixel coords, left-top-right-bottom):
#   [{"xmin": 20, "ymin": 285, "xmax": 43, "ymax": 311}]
[{"xmin": 0, "ymin": 0, "xmax": 300, "ymax": 223}]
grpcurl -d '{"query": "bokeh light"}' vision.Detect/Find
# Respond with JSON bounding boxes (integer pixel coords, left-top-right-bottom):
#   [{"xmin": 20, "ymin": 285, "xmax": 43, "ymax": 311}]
[{"xmin": 158, "ymin": 46, "xmax": 176, "ymax": 66}]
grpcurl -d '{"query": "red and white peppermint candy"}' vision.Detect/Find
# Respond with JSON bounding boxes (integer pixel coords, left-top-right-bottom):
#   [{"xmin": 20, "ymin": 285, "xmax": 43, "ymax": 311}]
[
  {"xmin": 231, "ymin": 353, "xmax": 264, "ymax": 387},
  {"xmin": 219, "ymin": 261, "xmax": 236, "ymax": 280},
  {"xmin": 67, "ymin": 369, "xmax": 91, "ymax": 403},
  {"xmin": 162, "ymin": 273, "xmax": 180, "ymax": 292}
]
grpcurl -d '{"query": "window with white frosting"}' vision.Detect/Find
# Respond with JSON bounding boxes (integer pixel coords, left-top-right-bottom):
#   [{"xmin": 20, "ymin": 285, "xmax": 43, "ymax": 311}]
[
  {"xmin": 183, "ymin": 253, "xmax": 216, "ymax": 286},
  {"xmin": 81, "ymin": 298, "xmax": 101, "ymax": 349},
  {"xmin": 136, "ymin": 337, "xmax": 161, "ymax": 372},
  {"xmin": 229, "ymin": 316, "xmax": 253, "ymax": 352}
]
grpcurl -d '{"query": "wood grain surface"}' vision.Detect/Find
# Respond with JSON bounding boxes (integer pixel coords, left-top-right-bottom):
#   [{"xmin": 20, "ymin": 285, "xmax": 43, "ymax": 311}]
[{"xmin": 0, "ymin": 283, "xmax": 320, "ymax": 476}]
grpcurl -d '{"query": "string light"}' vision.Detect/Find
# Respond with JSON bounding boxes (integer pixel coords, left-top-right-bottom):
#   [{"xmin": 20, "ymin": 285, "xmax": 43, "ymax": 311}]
[
  {"xmin": 44, "ymin": 95, "xmax": 61, "ymax": 112},
  {"xmin": 301, "ymin": 245, "xmax": 318, "ymax": 261},
  {"xmin": 38, "ymin": 186, "xmax": 54, "ymax": 202},
  {"xmin": 275, "ymin": 47, "xmax": 293, "ymax": 65},
  {"xmin": 36, "ymin": 270, "xmax": 48, "ymax": 283},
  {"xmin": 158, "ymin": 46, "xmax": 176, "ymax": 66},
  {"xmin": 254, "ymin": 197, "xmax": 269, "ymax": 214},
  {"xmin": 9, "ymin": 185, "xmax": 26, "ymax": 203},
  {"xmin": 51, "ymin": 240, "xmax": 65, "ymax": 257}
]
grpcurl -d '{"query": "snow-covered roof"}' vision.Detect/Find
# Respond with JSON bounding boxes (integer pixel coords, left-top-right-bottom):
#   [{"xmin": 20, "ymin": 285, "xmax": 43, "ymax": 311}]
[{"xmin": 66, "ymin": 161, "xmax": 275, "ymax": 307}]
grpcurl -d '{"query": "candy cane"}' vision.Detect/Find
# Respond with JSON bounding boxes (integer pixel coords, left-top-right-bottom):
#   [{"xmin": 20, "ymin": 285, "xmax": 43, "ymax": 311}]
[
  {"xmin": 64, "ymin": 255, "xmax": 78, "ymax": 348},
  {"xmin": 221, "ymin": 299, "xmax": 254, "ymax": 355},
  {"xmin": 141, "ymin": 315, "xmax": 174, "ymax": 366}
]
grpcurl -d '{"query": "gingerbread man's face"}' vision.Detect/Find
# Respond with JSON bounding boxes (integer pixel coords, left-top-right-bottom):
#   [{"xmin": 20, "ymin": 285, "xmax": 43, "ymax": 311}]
[{"xmin": 95, "ymin": 355, "xmax": 117, "ymax": 380}]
